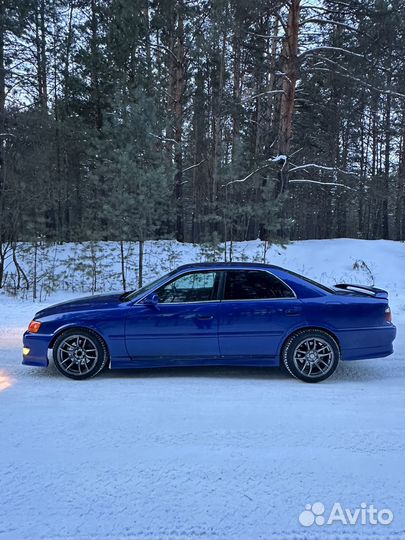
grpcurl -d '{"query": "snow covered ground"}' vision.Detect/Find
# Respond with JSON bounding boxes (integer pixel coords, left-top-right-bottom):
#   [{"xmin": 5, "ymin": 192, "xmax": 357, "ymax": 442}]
[{"xmin": 0, "ymin": 239, "xmax": 404, "ymax": 540}]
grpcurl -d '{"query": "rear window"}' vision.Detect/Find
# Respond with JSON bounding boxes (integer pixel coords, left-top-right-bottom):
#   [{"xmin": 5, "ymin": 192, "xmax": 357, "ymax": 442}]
[
  {"xmin": 224, "ymin": 270, "xmax": 294, "ymax": 300},
  {"xmin": 283, "ymin": 269, "xmax": 335, "ymax": 293}
]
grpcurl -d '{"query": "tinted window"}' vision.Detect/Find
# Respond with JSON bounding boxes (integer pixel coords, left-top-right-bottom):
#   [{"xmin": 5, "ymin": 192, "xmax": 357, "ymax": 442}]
[
  {"xmin": 283, "ymin": 269, "xmax": 335, "ymax": 293},
  {"xmin": 224, "ymin": 270, "xmax": 294, "ymax": 300},
  {"xmin": 156, "ymin": 271, "xmax": 220, "ymax": 303}
]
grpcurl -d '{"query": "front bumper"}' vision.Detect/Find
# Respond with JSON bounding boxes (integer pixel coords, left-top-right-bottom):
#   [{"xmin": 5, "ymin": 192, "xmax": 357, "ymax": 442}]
[{"xmin": 22, "ymin": 331, "xmax": 51, "ymax": 367}]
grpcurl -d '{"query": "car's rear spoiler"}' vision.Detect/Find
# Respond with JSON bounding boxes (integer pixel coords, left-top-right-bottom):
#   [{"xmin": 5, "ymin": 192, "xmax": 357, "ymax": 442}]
[{"xmin": 334, "ymin": 283, "xmax": 388, "ymax": 299}]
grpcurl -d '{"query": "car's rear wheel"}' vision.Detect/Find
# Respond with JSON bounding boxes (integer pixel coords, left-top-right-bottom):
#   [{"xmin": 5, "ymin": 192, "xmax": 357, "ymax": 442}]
[
  {"xmin": 53, "ymin": 329, "xmax": 108, "ymax": 380},
  {"xmin": 282, "ymin": 329, "xmax": 340, "ymax": 383}
]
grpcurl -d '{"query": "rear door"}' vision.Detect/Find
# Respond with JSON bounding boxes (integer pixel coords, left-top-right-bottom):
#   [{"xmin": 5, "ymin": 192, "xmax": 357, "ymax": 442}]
[
  {"xmin": 218, "ymin": 270, "xmax": 305, "ymax": 359},
  {"xmin": 125, "ymin": 270, "xmax": 221, "ymax": 361}
]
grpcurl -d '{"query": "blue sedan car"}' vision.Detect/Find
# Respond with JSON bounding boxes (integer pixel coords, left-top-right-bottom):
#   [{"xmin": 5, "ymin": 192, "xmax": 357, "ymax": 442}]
[{"xmin": 22, "ymin": 263, "xmax": 396, "ymax": 383}]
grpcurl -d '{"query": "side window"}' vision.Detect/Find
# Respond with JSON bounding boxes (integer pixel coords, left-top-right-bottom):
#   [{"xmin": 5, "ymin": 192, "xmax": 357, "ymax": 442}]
[
  {"xmin": 224, "ymin": 270, "xmax": 294, "ymax": 300},
  {"xmin": 156, "ymin": 271, "xmax": 219, "ymax": 303}
]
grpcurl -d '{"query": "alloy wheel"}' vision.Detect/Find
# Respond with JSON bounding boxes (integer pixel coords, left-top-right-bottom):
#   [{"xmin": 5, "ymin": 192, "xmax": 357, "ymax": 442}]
[
  {"xmin": 56, "ymin": 334, "xmax": 99, "ymax": 376},
  {"xmin": 292, "ymin": 337, "xmax": 335, "ymax": 379}
]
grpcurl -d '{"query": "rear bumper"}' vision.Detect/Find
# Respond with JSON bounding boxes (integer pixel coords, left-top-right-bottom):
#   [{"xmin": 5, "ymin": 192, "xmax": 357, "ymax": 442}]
[
  {"xmin": 22, "ymin": 332, "xmax": 50, "ymax": 367},
  {"xmin": 339, "ymin": 324, "xmax": 396, "ymax": 361}
]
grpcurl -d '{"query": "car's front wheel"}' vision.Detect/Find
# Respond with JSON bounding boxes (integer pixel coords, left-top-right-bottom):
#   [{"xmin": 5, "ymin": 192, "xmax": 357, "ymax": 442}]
[
  {"xmin": 282, "ymin": 329, "xmax": 340, "ymax": 383},
  {"xmin": 53, "ymin": 329, "xmax": 108, "ymax": 380}
]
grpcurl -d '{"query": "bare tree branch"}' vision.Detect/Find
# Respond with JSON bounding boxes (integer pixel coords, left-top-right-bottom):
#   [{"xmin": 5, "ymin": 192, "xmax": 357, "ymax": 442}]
[
  {"xmin": 243, "ymin": 89, "xmax": 284, "ymax": 101},
  {"xmin": 246, "ymin": 31, "xmax": 283, "ymax": 40},
  {"xmin": 223, "ymin": 163, "xmax": 271, "ymax": 187},
  {"xmin": 142, "ymin": 41, "xmax": 179, "ymax": 63},
  {"xmin": 222, "ymin": 155, "xmax": 287, "ymax": 187},
  {"xmin": 301, "ymin": 17, "xmax": 360, "ymax": 34},
  {"xmin": 301, "ymin": 4, "xmax": 350, "ymax": 13},
  {"xmin": 299, "ymin": 46, "xmax": 365, "ymax": 60},
  {"xmin": 275, "ymin": 12, "xmax": 287, "ymax": 33},
  {"xmin": 311, "ymin": 67, "xmax": 405, "ymax": 98},
  {"xmin": 182, "ymin": 159, "xmax": 205, "ymax": 174},
  {"xmin": 148, "ymin": 133, "xmax": 178, "ymax": 145},
  {"xmin": 303, "ymin": 50, "xmax": 393, "ymax": 76},
  {"xmin": 289, "ymin": 163, "xmax": 357, "ymax": 176},
  {"xmin": 289, "ymin": 179, "xmax": 357, "ymax": 190}
]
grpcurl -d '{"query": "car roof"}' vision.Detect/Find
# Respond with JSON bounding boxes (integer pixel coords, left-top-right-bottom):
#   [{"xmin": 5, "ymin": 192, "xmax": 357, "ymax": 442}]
[{"xmin": 175, "ymin": 262, "xmax": 284, "ymax": 271}]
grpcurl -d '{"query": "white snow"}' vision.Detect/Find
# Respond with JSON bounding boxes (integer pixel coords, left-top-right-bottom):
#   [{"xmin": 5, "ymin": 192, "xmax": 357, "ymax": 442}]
[
  {"xmin": 271, "ymin": 154, "xmax": 288, "ymax": 162},
  {"xmin": 0, "ymin": 238, "xmax": 404, "ymax": 539},
  {"xmin": 1, "ymin": 237, "xmax": 404, "ymax": 302}
]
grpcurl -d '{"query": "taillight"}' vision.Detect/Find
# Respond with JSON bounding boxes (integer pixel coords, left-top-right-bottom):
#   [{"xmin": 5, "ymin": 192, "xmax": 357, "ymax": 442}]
[
  {"xmin": 28, "ymin": 320, "xmax": 42, "ymax": 333},
  {"xmin": 385, "ymin": 307, "xmax": 392, "ymax": 323}
]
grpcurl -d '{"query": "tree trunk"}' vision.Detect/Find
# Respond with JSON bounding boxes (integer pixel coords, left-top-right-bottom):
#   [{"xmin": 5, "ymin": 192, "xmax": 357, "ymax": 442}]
[
  {"xmin": 143, "ymin": 0, "xmax": 153, "ymax": 94},
  {"xmin": 120, "ymin": 240, "xmax": 126, "ymax": 291},
  {"xmin": 90, "ymin": 0, "xmax": 102, "ymax": 130},
  {"xmin": 138, "ymin": 240, "xmax": 144, "ymax": 288},
  {"xmin": 0, "ymin": 0, "xmax": 6, "ymax": 235},
  {"xmin": 172, "ymin": 0, "xmax": 185, "ymax": 242},
  {"xmin": 33, "ymin": 241, "xmax": 38, "ymax": 301},
  {"xmin": 382, "ymin": 80, "xmax": 391, "ymax": 239},
  {"xmin": 211, "ymin": 30, "xmax": 226, "ymax": 238},
  {"xmin": 39, "ymin": 0, "xmax": 47, "ymax": 109},
  {"xmin": 232, "ymin": 12, "xmax": 241, "ymax": 161},
  {"xmin": 0, "ymin": 0, "xmax": 5, "ymax": 136},
  {"xmin": 277, "ymin": 0, "xmax": 300, "ymax": 195},
  {"xmin": 63, "ymin": 1, "xmax": 74, "ymax": 112},
  {"xmin": 34, "ymin": 0, "xmax": 48, "ymax": 110},
  {"xmin": 397, "ymin": 107, "xmax": 405, "ymax": 241}
]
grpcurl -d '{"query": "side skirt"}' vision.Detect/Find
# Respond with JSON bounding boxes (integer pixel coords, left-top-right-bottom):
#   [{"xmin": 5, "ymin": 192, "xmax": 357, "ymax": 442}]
[{"xmin": 111, "ymin": 356, "xmax": 280, "ymax": 369}]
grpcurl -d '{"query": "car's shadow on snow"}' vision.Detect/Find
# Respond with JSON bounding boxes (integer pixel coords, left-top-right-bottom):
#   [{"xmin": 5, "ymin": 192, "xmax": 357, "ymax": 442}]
[
  {"xmin": 99, "ymin": 361, "xmax": 400, "ymax": 383},
  {"xmin": 102, "ymin": 365, "xmax": 292, "ymax": 381},
  {"xmin": 25, "ymin": 358, "xmax": 403, "ymax": 383},
  {"xmin": 28, "ymin": 362, "xmax": 290, "ymax": 382}
]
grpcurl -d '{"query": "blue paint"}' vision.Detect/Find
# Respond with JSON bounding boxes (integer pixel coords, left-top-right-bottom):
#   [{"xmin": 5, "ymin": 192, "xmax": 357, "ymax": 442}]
[{"xmin": 22, "ymin": 263, "xmax": 396, "ymax": 371}]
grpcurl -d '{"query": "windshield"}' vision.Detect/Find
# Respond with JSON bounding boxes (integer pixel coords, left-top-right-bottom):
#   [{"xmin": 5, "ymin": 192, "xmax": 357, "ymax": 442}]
[{"xmin": 122, "ymin": 269, "xmax": 178, "ymax": 302}]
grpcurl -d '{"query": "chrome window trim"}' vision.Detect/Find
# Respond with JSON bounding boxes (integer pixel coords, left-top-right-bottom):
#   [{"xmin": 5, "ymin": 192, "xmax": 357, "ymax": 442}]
[
  {"xmin": 220, "ymin": 297, "xmax": 295, "ymax": 302},
  {"xmin": 134, "ymin": 268, "xmax": 297, "ymax": 305},
  {"xmin": 140, "ymin": 300, "xmax": 221, "ymax": 305}
]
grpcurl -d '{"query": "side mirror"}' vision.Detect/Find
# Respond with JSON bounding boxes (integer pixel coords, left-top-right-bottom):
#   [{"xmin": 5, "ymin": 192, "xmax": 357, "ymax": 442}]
[{"xmin": 144, "ymin": 293, "xmax": 160, "ymax": 307}]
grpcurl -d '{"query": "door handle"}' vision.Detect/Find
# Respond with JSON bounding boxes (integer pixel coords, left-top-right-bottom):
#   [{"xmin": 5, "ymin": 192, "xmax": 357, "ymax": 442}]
[
  {"xmin": 284, "ymin": 308, "xmax": 301, "ymax": 316},
  {"xmin": 196, "ymin": 314, "xmax": 214, "ymax": 320}
]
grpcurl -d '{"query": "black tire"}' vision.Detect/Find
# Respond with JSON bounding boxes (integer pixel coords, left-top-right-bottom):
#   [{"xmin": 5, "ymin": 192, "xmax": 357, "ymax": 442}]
[
  {"xmin": 282, "ymin": 329, "xmax": 340, "ymax": 383},
  {"xmin": 53, "ymin": 328, "xmax": 108, "ymax": 380}
]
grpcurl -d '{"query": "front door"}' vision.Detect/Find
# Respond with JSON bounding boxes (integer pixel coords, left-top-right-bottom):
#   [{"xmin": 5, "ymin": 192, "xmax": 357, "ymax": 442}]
[
  {"xmin": 218, "ymin": 270, "xmax": 305, "ymax": 359},
  {"xmin": 125, "ymin": 270, "xmax": 221, "ymax": 362}
]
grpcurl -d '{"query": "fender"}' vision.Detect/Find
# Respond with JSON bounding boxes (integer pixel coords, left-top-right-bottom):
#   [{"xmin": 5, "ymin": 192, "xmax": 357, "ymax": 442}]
[{"xmin": 276, "ymin": 322, "xmax": 341, "ymax": 358}]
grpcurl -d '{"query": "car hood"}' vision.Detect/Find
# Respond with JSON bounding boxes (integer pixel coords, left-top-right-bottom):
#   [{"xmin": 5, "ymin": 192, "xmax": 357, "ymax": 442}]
[{"xmin": 35, "ymin": 292, "xmax": 124, "ymax": 318}]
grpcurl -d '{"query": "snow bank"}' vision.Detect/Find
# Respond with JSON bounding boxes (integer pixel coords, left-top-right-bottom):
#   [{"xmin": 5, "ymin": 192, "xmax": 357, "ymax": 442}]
[{"xmin": 0, "ymin": 239, "xmax": 404, "ymax": 540}]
